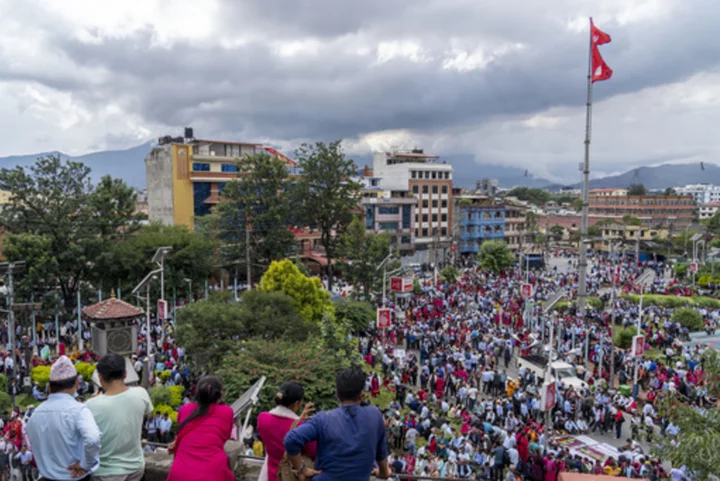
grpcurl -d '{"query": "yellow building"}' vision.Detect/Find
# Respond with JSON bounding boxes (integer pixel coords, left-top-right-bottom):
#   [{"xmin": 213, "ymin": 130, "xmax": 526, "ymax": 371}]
[
  {"xmin": 145, "ymin": 139, "xmax": 296, "ymax": 229},
  {"xmin": 599, "ymin": 222, "xmax": 669, "ymax": 242},
  {"xmin": 0, "ymin": 190, "xmax": 12, "ymax": 205}
]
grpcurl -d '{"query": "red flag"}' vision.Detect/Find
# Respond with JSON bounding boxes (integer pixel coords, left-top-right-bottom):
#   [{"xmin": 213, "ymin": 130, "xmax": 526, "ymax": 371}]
[
  {"xmin": 591, "ymin": 44, "xmax": 613, "ymax": 82},
  {"xmin": 590, "ymin": 18, "xmax": 612, "ymax": 46}
]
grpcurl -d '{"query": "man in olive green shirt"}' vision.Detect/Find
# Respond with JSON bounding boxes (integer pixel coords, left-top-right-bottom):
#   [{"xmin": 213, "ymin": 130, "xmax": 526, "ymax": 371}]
[{"xmin": 87, "ymin": 354, "xmax": 153, "ymax": 481}]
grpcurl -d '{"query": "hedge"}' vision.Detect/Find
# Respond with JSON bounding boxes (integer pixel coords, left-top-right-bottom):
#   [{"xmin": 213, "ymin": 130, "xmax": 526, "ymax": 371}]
[
  {"xmin": 153, "ymin": 404, "xmax": 179, "ymax": 426},
  {"xmin": 620, "ymin": 294, "xmax": 720, "ymax": 309}
]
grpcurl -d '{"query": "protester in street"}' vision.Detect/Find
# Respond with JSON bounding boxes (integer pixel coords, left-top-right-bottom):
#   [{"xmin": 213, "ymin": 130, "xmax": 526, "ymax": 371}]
[
  {"xmin": 166, "ymin": 375, "xmax": 235, "ymax": 481},
  {"xmin": 257, "ymin": 382, "xmax": 317, "ymax": 481},
  {"xmin": 86, "ymin": 353, "xmax": 154, "ymax": 481},
  {"xmin": 26, "ymin": 355, "xmax": 101, "ymax": 481},
  {"xmin": 284, "ymin": 366, "xmax": 392, "ymax": 481}
]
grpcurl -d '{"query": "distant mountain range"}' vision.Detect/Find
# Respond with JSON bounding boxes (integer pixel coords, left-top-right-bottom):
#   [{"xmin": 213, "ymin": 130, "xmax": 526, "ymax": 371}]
[
  {"xmin": 0, "ymin": 143, "xmax": 716, "ymax": 192},
  {"xmin": 0, "ymin": 142, "xmax": 153, "ymax": 188},
  {"xmin": 564, "ymin": 163, "xmax": 720, "ymax": 191}
]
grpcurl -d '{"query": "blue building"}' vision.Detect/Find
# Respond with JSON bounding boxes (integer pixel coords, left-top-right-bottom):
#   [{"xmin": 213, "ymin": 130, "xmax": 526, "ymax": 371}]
[{"xmin": 458, "ymin": 201, "xmax": 505, "ymax": 254}]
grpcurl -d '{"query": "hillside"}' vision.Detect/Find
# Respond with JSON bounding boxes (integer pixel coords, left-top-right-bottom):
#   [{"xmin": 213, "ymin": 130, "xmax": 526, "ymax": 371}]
[{"xmin": 568, "ymin": 163, "xmax": 720, "ymax": 191}]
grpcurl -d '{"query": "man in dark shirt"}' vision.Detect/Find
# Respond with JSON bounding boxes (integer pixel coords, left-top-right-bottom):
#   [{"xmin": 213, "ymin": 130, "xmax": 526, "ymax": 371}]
[{"xmin": 285, "ymin": 366, "xmax": 392, "ymax": 481}]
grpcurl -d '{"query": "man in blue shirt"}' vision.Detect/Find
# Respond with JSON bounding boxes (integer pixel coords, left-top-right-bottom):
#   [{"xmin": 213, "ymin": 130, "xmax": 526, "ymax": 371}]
[
  {"xmin": 27, "ymin": 356, "xmax": 101, "ymax": 481},
  {"xmin": 285, "ymin": 366, "xmax": 391, "ymax": 481}
]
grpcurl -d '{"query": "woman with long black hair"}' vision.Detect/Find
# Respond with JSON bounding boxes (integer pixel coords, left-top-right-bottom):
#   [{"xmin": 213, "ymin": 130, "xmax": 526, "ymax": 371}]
[{"xmin": 167, "ymin": 376, "xmax": 234, "ymax": 481}]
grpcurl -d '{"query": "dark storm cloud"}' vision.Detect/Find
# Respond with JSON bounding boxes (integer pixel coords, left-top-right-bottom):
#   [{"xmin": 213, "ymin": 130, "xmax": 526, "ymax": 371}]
[
  {"xmin": 51, "ymin": 0, "xmax": 720, "ymax": 145},
  {"xmin": 2, "ymin": 0, "xmax": 719, "ymax": 171}
]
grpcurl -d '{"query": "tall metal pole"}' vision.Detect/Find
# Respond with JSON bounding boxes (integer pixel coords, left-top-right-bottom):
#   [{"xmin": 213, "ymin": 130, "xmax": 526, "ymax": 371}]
[
  {"xmin": 204, "ymin": 279, "xmax": 209, "ymax": 299},
  {"xmin": 7, "ymin": 265, "xmax": 15, "ymax": 406},
  {"xmin": 77, "ymin": 290, "xmax": 83, "ymax": 351},
  {"xmin": 543, "ymin": 321, "xmax": 554, "ymax": 453},
  {"xmin": 245, "ymin": 224, "xmax": 252, "ymax": 290},
  {"xmin": 633, "ymin": 286, "xmax": 644, "ymax": 399},
  {"xmin": 577, "ymin": 19, "xmax": 594, "ymax": 331},
  {"xmin": 146, "ymin": 284, "xmax": 152, "ymax": 357},
  {"xmin": 31, "ymin": 294, "xmax": 37, "ymax": 355},
  {"xmin": 609, "ymin": 244, "xmax": 618, "ymax": 386}
]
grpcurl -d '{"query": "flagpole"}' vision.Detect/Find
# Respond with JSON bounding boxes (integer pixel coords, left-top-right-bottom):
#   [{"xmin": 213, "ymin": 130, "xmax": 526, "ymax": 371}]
[{"xmin": 577, "ymin": 17, "xmax": 594, "ymax": 371}]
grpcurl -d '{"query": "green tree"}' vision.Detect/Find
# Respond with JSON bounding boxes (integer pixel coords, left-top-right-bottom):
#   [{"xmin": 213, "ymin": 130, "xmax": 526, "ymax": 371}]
[
  {"xmin": 412, "ymin": 278, "xmax": 423, "ymax": 295},
  {"xmin": 337, "ymin": 217, "xmax": 393, "ymax": 298},
  {"xmin": 260, "ymin": 259, "xmax": 333, "ymax": 324},
  {"xmin": 627, "ymin": 183, "xmax": 647, "ymax": 196},
  {"xmin": 175, "ymin": 292, "xmax": 247, "ymax": 368},
  {"xmin": 239, "ymin": 289, "xmax": 309, "ymax": 340},
  {"xmin": 317, "ymin": 311, "xmax": 362, "ymax": 364},
  {"xmin": 217, "ymin": 339, "xmax": 347, "ymax": 418},
  {"xmin": 477, "ymin": 240, "xmax": 514, "ymax": 273},
  {"xmin": 706, "ymin": 211, "xmax": 720, "ymax": 235},
  {"xmin": 215, "ymin": 152, "xmax": 296, "ymax": 284},
  {"xmin": 613, "ymin": 326, "xmax": 636, "ymax": 348},
  {"xmin": 664, "ymin": 187, "xmax": 677, "ymax": 196},
  {"xmin": 672, "ymin": 307, "xmax": 703, "ymax": 331},
  {"xmin": 334, "ymin": 298, "xmax": 375, "ymax": 335},
  {"xmin": 571, "ymin": 198, "xmax": 583, "ymax": 211},
  {"xmin": 622, "ymin": 214, "xmax": 642, "ymax": 226},
  {"xmin": 587, "ymin": 225, "xmax": 602, "ymax": 238},
  {"xmin": 653, "ymin": 350, "xmax": 720, "ymax": 481},
  {"xmin": 549, "ymin": 225, "xmax": 565, "ymax": 240},
  {"xmin": 294, "ymin": 141, "xmax": 361, "ymax": 292},
  {"xmin": 505, "ymin": 187, "xmax": 551, "ymax": 206},
  {"xmin": 97, "ymin": 223, "xmax": 216, "ymax": 298},
  {"xmin": 440, "ymin": 265, "xmax": 460, "ymax": 283},
  {"xmin": 0, "ymin": 155, "xmax": 139, "ymax": 311}
]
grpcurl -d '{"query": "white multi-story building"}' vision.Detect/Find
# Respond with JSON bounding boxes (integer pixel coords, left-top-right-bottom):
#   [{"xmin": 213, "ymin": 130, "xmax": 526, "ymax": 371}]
[
  {"xmin": 699, "ymin": 202, "xmax": 720, "ymax": 220},
  {"xmin": 373, "ymin": 150, "xmax": 453, "ymax": 265},
  {"xmin": 675, "ymin": 184, "xmax": 720, "ymax": 204}
]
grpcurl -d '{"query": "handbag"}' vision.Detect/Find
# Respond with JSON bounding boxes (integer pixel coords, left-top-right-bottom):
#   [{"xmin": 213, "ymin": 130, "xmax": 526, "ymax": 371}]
[{"xmin": 277, "ymin": 418, "xmax": 314, "ymax": 481}]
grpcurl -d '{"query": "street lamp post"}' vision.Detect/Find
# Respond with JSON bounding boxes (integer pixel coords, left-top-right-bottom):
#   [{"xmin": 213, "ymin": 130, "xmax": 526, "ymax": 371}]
[
  {"xmin": 132, "ymin": 268, "xmax": 162, "ymax": 388},
  {"xmin": 184, "ymin": 278, "xmax": 193, "ymax": 303},
  {"xmin": 376, "ymin": 246, "xmax": 393, "ymax": 307},
  {"xmin": 152, "ymin": 247, "xmax": 172, "ymax": 348},
  {"xmin": 0, "ymin": 261, "xmax": 26, "ymax": 406}
]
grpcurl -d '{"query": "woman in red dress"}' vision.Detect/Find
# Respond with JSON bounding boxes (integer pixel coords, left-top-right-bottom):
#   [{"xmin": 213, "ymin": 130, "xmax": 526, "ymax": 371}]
[{"xmin": 370, "ymin": 373, "xmax": 380, "ymax": 398}]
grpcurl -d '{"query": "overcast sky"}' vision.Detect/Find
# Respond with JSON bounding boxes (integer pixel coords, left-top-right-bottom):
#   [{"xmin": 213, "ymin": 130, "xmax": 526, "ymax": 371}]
[{"xmin": 0, "ymin": 0, "xmax": 718, "ymax": 183}]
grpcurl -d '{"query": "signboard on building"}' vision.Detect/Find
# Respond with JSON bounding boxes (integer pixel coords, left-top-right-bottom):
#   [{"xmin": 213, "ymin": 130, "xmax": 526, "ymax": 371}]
[
  {"xmin": 632, "ymin": 335, "xmax": 645, "ymax": 357},
  {"xmin": 390, "ymin": 277, "xmax": 413, "ymax": 293},
  {"xmin": 377, "ymin": 308, "xmax": 392, "ymax": 329},
  {"xmin": 521, "ymin": 283, "xmax": 533, "ymax": 298},
  {"xmin": 541, "ymin": 381, "xmax": 557, "ymax": 411},
  {"xmin": 157, "ymin": 299, "xmax": 168, "ymax": 320}
]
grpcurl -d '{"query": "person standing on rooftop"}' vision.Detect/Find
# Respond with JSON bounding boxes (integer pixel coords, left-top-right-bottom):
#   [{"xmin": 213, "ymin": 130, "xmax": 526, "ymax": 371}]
[
  {"xmin": 86, "ymin": 354, "xmax": 153, "ymax": 481},
  {"xmin": 26, "ymin": 355, "xmax": 101, "ymax": 481},
  {"xmin": 284, "ymin": 366, "xmax": 391, "ymax": 481}
]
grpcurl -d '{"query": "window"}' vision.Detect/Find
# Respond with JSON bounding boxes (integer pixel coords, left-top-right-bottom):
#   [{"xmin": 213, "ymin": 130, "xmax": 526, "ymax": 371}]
[
  {"xmin": 412, "ymin": 185, "xmax": 419, "ymax": 194},
  {"xmin": 441, "ymin": 200, "xmax": 447, "ymax": 208},
  {"xmin": 422, "ymin": 185, "xmax": 429, "ymax": 194},
  {"xmin": 221, "ymin": 164, "xmax": 238, "ymax": 173},
  {"xmin": 432, "ymin": 200, "xmax": 438, "ymax": 207},
  {"xmin": 422, "ymin": 214, "xmax": 429, "ymax": 222},
  {"xmin": 445, "ymin": 172, "xmax": 450, "ymax": 179},
  {"xmin": 422, "ymin": 228, "xmax": 428, "ymax": 237},
  {"xmin": 425, "ymin": 171, "xmax": 430, "ymax": 179},
  {"xmin": 422, "ymin": 200, "xmax": 429, "ymax": 208},
  {"xmin": 411, "ymin": 170, "xmax": 417, "ymax": 179},
  {"xmin": 365, "ymin": 206, "xmax": 374, "ymax": 229},
  {"xmin": 442, "ymin": 185, "xmax": 448, "ymax": 194},
  {"xmin": 415, "ymin": 229, "xmax": 419, "ymax": 237},
  {"xmin": 441, "ymin": 228, "xmax": 447, "ymax": 236},
  {"xmin": 379, "ymin": 222, "xmax": 397, "ymax": 231},
  {"xmin": 192, "ymin": 163, "xmax": 210, "ymax": 171},
  {"xmin": 193, "ymin": 183, "xmax": 211, "ymax": 217},
  {"xmin": 432, "ymin": 171, "xmax": 437, "ymax": 179},
  {"xmin": 432, "ymin": 214, "xmax": 438, "ymax": 222},
  {"xmin": 402, "ymin": 205, "xmax": 411, "ymax": 228},
  {"xmin": 432, "ymin": 186, "xmax": 438, "ymax": 194},
  {"xmin": 378, "ymin": 206, "xmax": 399, "ymax": 215},
  {"xmin": 442, "ymin": 213, "xmax": 447, "ymax": 222},
  {"xmin": 390, "ymin": 236, "xmax": 397, "ymax": 244},
  {"xmin": 400, "ymin": 236, "xmax": 411, "ymax": 244},
  {"xmin": 218, "ymin": 182, "xmax": 227, "ymax": 195}
]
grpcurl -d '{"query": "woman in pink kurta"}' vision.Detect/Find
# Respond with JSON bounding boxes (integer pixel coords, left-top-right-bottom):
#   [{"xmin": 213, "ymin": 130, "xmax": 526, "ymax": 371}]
[
  {"xmin": 167, "ymin": 376, "xmax": 234, "ymax": 481},
  {"xmin": 257, "ymin": 382, "xmax": 316, "ymax": 481}
]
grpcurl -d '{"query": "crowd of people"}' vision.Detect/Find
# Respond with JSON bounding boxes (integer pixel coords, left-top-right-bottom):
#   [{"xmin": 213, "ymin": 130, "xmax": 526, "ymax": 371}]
[{"xmin": 0, "ymin": 250, "xmax": 711, "ymax": 481}]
